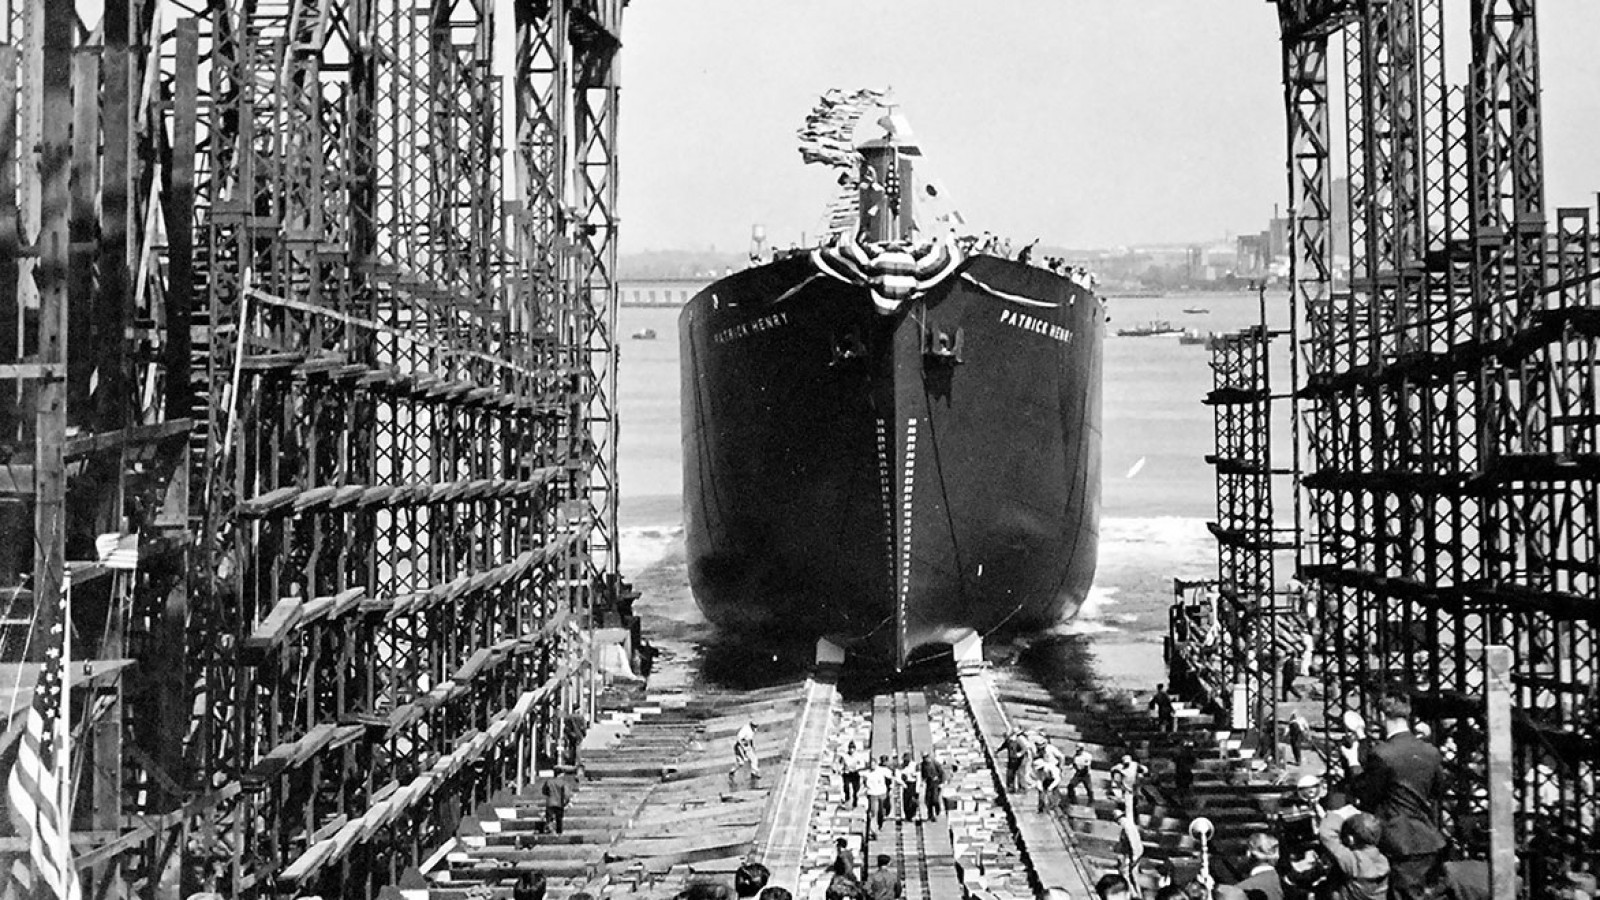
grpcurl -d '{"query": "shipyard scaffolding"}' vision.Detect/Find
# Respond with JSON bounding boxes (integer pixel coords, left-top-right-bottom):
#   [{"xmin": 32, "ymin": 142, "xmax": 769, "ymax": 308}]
[
  {"xmin": 0, "ymin": 1, "xmax": 624, "ymax": 897},
  {"xmin": 1269, "ymin": 0, "xmax": 1599, "ymax": 888},
  {"xmin": 1197, "ymin": 299, "xmax": 1302, "ymax": 758}
]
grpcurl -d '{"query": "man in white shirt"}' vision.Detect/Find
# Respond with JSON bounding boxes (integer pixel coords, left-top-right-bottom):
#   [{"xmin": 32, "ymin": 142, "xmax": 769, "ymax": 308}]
[
  {"xmin": 838, "ymin": 741, "xmax": 867, "ymax": 808},
  {"xmin": 897, "ymin": 753, "xmax": 921, "ymax": 822},
  {"xmin": 1109, "ymin": 754, "xmax": 1146, "ymax": 819},
  {"xmin": 1033, "ymin": 749, "xmax": 1062, "ymax": 813},
  {"xmin": 862, "ymin": 755, "xmax": 892, "ymax": 838},
  {"xmin": 729, "ymin": 721, "xmax": 759, "ymax": 788}
]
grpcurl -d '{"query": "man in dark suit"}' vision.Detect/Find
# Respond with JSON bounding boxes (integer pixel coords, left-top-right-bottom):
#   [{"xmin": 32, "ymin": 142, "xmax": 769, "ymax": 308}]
[{"xmin": 1361, "ymin": 692, "xmax": 1444, "ymax": 900}]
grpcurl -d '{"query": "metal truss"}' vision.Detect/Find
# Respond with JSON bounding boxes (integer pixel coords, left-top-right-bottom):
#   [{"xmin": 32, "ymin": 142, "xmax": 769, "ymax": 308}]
[
  {"xmin": 2, "ymin": 1, "xmax": 622, "ymax": 897},
  {"xmin": 1273, "ymin": 0, "xmax": 1599, "ymax": 886},
  {"xmin": 1205, "ymin": 310, "xmax": 1299, "ymax": 757}
]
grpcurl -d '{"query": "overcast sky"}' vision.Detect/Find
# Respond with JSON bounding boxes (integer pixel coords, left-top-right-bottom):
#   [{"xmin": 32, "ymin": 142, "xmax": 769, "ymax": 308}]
[{"xmin": 617, "ymin": 1, "xmax": 1600, "ymax": 254}]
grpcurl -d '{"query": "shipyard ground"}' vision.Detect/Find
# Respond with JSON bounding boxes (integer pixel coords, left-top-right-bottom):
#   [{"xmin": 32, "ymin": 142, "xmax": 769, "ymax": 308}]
[{"xmin": 403, "ymin": 639, "xmax": 1321, "ymax": 900}]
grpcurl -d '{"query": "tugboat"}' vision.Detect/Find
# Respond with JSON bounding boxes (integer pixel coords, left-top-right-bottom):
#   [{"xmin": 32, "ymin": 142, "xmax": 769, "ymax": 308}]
[
  {"xmin": 630, "ymin": 328, "xmax": 657, "ymax": 340},
  {"xmin": 679, "ymin": 95, "xmax": 1104, "ymax": 667}
]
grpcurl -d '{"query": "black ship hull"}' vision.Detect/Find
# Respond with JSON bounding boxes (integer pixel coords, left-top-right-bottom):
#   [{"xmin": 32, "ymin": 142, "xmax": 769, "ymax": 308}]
[{"xmin": 680, "ymin": 253, "xmax": 1102, "ymax": 663}]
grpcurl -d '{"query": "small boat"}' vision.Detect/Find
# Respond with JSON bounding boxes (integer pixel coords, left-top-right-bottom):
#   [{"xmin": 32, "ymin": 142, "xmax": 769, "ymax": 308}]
[
  {"xmin": 1178, "ymin": 328, "xmax": 1210, "ymax": 345},
  {"xmin": 1115, "ymin": 320, "xmax": 1182, "ymax": 337},
  {"xmin": 1182, "ymin": 306, "xmax": 1210, "ymax": 315},
  {"xmin": 631, "ymin": 328, "xmax": 657, "ymax": 340}
]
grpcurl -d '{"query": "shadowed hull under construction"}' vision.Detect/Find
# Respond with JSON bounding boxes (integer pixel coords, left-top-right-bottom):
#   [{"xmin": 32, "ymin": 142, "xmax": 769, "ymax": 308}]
[{"xmin": 680, "ymin": 253, "xmax": 1102, "ymax": 663}]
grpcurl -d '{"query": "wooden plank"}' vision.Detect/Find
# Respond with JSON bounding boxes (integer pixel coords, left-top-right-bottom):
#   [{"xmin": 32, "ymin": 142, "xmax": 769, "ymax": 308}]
[
  {"xmin": 754, "ymin": 674, "xmax": 838, "ymax": 890},
  {"xmin": 242, "ymin": 595, "xmax": 304, "ymax": 656},
  {"xmin": 61, "ymin": 418, "xmax": 192, "ymax": 459},
  {"xmin": 960, "ymin": 670, "xmax": 1099, "ymax": 900}
]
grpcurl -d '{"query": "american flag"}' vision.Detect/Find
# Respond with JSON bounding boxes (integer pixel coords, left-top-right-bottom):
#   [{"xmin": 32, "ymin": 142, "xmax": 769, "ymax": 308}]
[{"xmin": 6, "ymin": 573, "xmax": 81, "ymax": 900}]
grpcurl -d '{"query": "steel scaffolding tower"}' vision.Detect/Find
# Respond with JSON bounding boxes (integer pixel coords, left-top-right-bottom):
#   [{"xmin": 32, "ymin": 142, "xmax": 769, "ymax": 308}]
[
  {"xmin": 1274, "ymin": 0, "xmax": 1599, "ymax": 886},
  {"xmin": 1205, "ymin": 308, "xmax": 1300, "ymax": 753},
  {"xmin": 0, "ymin": 1, "xmax": 622, "ymax": 897}
]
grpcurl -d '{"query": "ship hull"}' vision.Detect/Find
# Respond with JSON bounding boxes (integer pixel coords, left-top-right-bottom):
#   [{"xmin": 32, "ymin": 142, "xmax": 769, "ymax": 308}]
[{"xmin": 680, "ymin": 254, "xmax": 1102, "ymax": 663}]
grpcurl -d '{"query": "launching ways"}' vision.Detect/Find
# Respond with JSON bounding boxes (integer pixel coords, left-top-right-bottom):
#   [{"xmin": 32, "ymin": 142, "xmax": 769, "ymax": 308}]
[{"xmin": 399, "ymin": 654, "xmax": 1307, "ymax": 900}]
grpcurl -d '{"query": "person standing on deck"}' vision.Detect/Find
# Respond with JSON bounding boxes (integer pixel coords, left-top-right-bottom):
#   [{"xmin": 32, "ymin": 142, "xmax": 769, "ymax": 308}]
[
  {"xmin": 839, "ymin": 741, "xmax": 867, "ymax": 808},
  {"xmin": 1110, "ymin": 753, "xmax": 1148, "ymax": 819},
  {"xmin": 1361, "ymin": 692, "xmax": 1444, "ymax": 900},
  {"xmin": 1337, "ymin": 711, "xmax": 1367, "ymax": 795},
  {"xmin": 1282, "ymin": 653, "xmax": 1303, "ymax": 700},
  {"xmin": 730, "ymin": 721, "xmax": 761, "ymax": 789},
  {"xmin": 1033, "ymin": 745, "xmax": 1063, "ymax": 813},
  {"xmin": 1287, "ymin": 709, "xmax": 1310, "ymax": 767},
  {"xmin": 1149, "ymin": 684, "xmax": 1176, "ymax": 733},
  {"xmin": 563, "ymin": 711, "xmax": 588, "ymax": 767},
  {"xmin": 999, "ymin": 729, "xmax": 1030, "ymax": 792},
  {"xmin": 541, "ymin": 765, "xmax": 579, "ymax": 835},
  {"xmin": 863, "ymin": 755, "xmax": 892, "ymax": 838},
  {"xmin": 1065, "ymin": 744, "xmax": 1095, "ymax": 806},
  {"xmin": 897, "ymin": 752, "xmax": 921, "ymax": 822},
  {"xmin": 919, "ymin": 752, "xmax": 947, "ymax": 821}
]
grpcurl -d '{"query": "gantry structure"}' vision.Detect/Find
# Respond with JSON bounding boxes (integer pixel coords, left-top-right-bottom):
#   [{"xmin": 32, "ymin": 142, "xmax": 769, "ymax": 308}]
[
  {"xmin": 1238, "ymin": 0, "xmax": 1598, "ymax": 887},
  {"xmin": 0, "ymin": 0, "xmax": 623, "ymax": 897},
  {"xmin": 1204, "ymin": 297, "xmax": 1301, "ymax": 754}
]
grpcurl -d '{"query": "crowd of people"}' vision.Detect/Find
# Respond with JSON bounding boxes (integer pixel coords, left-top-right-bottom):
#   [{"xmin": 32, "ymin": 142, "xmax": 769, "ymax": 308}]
[
  {"xmin": 997, "ymin": 726, "xmax": 1149, "ymax": 823},
  {"xmin": 486, "ymin": 686, "xmax": 1599, "ymax": 900},
  {"xmin": 834, "ymin": 742, "xmax": 950, "ymax": 840},
  {"xmin": 953, "ymin": 231, "xmax": 1096, "ymax": 284},
  {"xmin": 1079, "ymin": 688, "xmax": 1598, "ymax": 900}
]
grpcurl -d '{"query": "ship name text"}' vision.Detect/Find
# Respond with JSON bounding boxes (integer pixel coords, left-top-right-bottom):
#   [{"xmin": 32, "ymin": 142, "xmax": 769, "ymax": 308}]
[
  {"xmin": 713, "ymin": 312, "xmax": 791, "ymax": 345},
  {"xmin": 999, "ymin": 309, "xmax": 1073, "ymax": 344}
]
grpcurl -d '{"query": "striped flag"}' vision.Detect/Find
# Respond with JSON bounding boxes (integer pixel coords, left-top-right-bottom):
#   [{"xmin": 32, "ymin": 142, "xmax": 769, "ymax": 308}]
[{"xmin": 6, "ymin": 573, "xmax": 81, "ymax": 900}]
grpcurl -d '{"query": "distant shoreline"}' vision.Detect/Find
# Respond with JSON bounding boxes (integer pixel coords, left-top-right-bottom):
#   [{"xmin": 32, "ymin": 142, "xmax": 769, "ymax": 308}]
[{"xmin": 1102, "ymin": 287, "xmax": 1268, "ymax": 298}]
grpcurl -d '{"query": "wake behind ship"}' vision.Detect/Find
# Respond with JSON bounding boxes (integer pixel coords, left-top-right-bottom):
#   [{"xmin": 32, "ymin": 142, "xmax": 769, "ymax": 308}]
[{"xmin": 681, "ymin": 99, "xmax": 1103, "ymax": 667}]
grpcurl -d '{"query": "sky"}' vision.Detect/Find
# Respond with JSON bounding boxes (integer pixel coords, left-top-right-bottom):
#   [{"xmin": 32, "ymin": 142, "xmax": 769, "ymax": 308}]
[{"xmin": 616, "ymin": 1, "xmax": 1600, "ymax": 254}]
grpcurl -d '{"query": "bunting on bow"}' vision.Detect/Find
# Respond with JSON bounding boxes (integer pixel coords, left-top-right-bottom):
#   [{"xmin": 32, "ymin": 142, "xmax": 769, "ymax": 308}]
[{"xmin": 812, "ymin": 232, "xmax": 964, "ymax": 314}]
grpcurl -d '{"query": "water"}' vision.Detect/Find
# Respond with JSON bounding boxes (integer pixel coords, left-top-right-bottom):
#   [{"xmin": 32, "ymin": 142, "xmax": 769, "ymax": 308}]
[{"xmin": 616, "ymin": 289, "xmax": 1291, "ymax": 693}]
